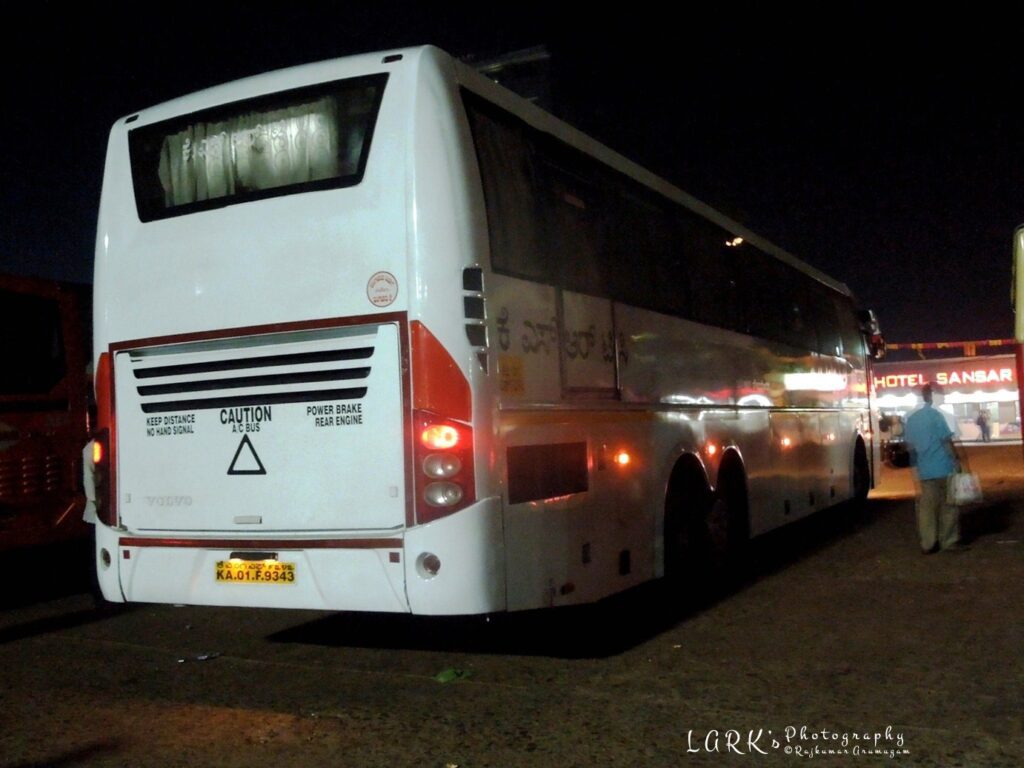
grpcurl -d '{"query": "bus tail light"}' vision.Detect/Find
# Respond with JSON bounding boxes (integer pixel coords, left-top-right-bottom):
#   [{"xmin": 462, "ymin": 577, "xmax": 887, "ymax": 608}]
[
  {"xmin": 423, "ymin": 453, "xmax": 462, "ymax": 479},
  {"xmin": 410, "ymin": 321, "xmax": 475, "ymax": 525},
  {"xmin": 93, "ymin": 352, "xmax": 117, "ymax": 527},
  {"xmin": 414, "ymin": 411, "xmax": 475, "ymax": 524},
  {"xmin": 421, "ymin": 424, "xmax": 460, "ymax": 450},
  {"xmin": 424, "ymin": 481, "xmax": 464, "ymax": 506}
]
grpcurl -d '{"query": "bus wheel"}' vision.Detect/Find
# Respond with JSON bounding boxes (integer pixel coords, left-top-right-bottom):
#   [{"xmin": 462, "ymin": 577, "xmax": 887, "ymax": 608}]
[
  {"xmin": 704, "ymin": 496, "xmax": 732, "ymax": 564},
  {"xmin": 699, "ymin": 461, "xmax": 750, "ymax": 592},
  {"xmin": 663, "ymin": 457, "xmax": 710, "ymax": 590}
]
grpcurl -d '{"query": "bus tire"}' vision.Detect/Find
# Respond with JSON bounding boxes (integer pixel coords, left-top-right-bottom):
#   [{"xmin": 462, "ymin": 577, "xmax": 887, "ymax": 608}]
[
  {"xmin": 703, "ymin": 455, "xmax": 750, "ymax": 589},
  {"xmin": 663, "ymin": 455, "xmax": 711, "ymax": 592}
]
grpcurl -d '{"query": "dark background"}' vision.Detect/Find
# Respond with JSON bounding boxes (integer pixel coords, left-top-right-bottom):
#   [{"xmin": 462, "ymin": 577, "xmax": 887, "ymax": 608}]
[{"xmin": 2, "ymin": 3, "xmax": 1020, "ymax": 343}]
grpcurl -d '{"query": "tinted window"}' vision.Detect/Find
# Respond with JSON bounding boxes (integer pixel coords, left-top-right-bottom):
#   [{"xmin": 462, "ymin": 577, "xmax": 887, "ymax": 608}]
[
  {"xmin": 806, "ymin": 284, "xmax": 842, "ymax": 356},
  {"xmin": 130, "ymin": 74, "xmax": 388, "ymax": 221},
  {"xmin": 465, "ymin": 99, "xmax": 549, "ymax": 282},
  {"xmin": 834, "ymin": 295, "xmax": 865, "ymax": 362},
  {"xmin": 464, "ymin": 90, "xmax": 846, "ymax": 348},
  {"xmin": 736, "ymin": 247, "xmax": 788, "ymax": 342},
  {"xmin": 535, "ymin": 146, "xmax": 606, "ymax": 295}
]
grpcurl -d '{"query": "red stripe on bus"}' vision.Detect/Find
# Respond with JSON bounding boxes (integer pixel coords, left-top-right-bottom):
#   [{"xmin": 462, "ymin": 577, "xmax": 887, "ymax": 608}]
[
  {"xmin": 119, "ymin": 537, "xmax": 403, "ymax": 550},
  {"xmin": 108, "ymin": 312, "xmax": 409, "ymax": 352}
]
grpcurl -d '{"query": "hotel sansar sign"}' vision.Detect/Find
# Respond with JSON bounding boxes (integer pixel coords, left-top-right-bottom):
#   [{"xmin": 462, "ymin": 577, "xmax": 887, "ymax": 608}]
[{"xmin": 872, "ymin": 358, "xmax": 1016, "ymax": 392}]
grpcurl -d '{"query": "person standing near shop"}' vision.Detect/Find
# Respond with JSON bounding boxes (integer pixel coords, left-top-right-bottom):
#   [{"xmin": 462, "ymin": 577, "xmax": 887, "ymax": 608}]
[
  {"xmin": 976, "ymin": 409, "xmax": 991, "ymax": 442},
  {"xmin": 904, "ymin": 383, "xmax": 965, "ymax": 553}
]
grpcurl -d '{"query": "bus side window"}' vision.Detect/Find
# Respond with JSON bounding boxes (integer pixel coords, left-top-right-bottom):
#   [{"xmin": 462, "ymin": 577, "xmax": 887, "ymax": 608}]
[
  {"xmin": 768, "ymin": 266, "xmax": 818, "ymax": 351},
  {"xmin": 534, "ymin": 147, "xmax": 605, "ymax": 296},
  {"xmin": 807, "ymin": 284, "xmax": 842, "ymax": 357},
  {"xmin": 464, "ymin": 100, "xmax": 549, "ymax": 284},
  {"xmin": 735, "ymin": 247, "xmax": 788, "ymax": 344},
  {"xmin": 834, "ymin": 295, "xmax": 866, "ymax": 363},
  {"xmin": 603, "ymin": 184, "xmax": 669, "ymax": 314},
  {"xmin": 681, "ymin": 216, "xmax": 738, "ymax": 331}
]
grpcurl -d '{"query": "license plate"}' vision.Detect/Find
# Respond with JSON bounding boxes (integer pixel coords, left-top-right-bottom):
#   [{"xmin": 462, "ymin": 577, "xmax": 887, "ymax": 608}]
[{"xmin": 215, "ymin": 559, "xmax": 296, "ymax": 584}]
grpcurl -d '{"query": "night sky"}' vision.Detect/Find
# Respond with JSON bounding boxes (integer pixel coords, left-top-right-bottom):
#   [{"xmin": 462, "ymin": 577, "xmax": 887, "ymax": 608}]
[{"xmin": 3, "ymin": 4, "xmax": 1020, "ymax": 343}]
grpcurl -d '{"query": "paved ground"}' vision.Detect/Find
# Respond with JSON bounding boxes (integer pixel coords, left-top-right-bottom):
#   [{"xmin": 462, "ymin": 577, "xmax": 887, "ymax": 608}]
[{"xmin": 1, "ymin": 445, "xmax": 1022, "ymax": 767}]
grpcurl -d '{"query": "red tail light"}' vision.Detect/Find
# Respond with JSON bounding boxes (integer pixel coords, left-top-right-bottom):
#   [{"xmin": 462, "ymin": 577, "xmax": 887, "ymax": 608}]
[
  {"xmin": 410, "ymin": 321, "xmax": 474, "ymax": 525},
  {"xmin": 421, "ymin": 424, "xmax": 461, "ymax": 450},
  {"xmin": 414, "ymin": 411, "xmax": 475, "ymax": 524},
  {"xmin": 94, "ymin": 352, "xmax": 117, "ymax": 526}
]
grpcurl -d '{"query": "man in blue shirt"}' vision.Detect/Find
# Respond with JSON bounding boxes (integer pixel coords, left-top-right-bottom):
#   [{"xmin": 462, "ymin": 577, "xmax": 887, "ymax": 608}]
[{"xmin": 903, "ymin": 384, "xmax": 963, "ymax": 553}]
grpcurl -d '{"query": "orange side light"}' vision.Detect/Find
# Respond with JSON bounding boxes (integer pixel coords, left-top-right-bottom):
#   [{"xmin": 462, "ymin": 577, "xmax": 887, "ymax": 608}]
[
  {"xmin": 613, "ymin": 450, "xmax": 631, "ymax": 467},
  {"xmin": 92, "ymin": 440, "xmax": 103, "ymax": 465}
]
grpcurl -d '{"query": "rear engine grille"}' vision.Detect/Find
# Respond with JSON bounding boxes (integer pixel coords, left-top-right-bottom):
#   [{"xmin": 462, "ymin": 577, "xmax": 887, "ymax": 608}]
[{"xmin": 129, "ymin": 336, "xmax": 376, "ymax": 415}]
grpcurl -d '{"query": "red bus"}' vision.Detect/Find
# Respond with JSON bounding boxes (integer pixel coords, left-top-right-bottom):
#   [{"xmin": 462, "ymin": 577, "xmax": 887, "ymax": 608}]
[{"xmin": 0, "ymin": 273, "xmax": 91, "ymax": 550}]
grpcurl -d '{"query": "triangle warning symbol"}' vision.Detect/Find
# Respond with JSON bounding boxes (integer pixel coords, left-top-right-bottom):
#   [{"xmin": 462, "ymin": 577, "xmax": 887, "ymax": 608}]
[{"xmin": 227, "ymin": 435, "xmax": 267, "ymax": 475}]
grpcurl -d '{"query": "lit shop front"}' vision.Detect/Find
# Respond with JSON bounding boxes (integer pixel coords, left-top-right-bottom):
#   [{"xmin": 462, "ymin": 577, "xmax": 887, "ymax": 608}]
[{"xmin": 872, "ymin": 355, "xmax": 1020, "ymax": 441}]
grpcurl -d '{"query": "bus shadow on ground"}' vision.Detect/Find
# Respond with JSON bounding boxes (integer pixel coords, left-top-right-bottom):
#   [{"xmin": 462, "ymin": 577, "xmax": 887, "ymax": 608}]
[
  {"xmin": 269, "ymin": 500, "xmax": 886, "ymax": 659},
  {"xmin": 0, "ymin": 540, "xmax": 93, "ymax": 610},
  {"xmin": 0, "ymin": 540, "xmax": 133, "ymax": 645},
  {"xmin": 742, "ymin": 497, "xmax": 885, "ymax": 579},
  {"xmin": 0, "ymin": 607, "xmax": 107, "ymax": 646},
  {"xmin": 960, "ymin": 501, "xmax": 1016, "ymax": 544},
  {"xmin": 4, "ymin": 740, "xmax": 120, "ymax": 768},
  {"xmin": 269, "ymin": 582, "xmax": 680, "ymax": 660}
]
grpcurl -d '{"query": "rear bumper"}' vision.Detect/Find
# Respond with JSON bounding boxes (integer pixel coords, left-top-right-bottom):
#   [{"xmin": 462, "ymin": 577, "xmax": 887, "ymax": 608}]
[
  {"xmin": 93, "ymin": 496, "xmax": 505, "ymax": 614},
  {"xmin": 403, "ymin": 495, "xmax": 505, "ymax": 615}
]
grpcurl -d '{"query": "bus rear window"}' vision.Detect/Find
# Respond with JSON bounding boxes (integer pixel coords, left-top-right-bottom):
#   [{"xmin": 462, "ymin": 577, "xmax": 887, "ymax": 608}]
[{"xmin": 129, "ymin": 74, "xmax": 388, "ymax": 221}]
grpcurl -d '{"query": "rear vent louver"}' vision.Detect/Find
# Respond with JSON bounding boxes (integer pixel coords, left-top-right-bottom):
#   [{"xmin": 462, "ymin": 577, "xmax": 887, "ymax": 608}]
[
  {"xmin": 463, "ymin": 267, "xmax": 488, "ymax": 372},
  {"xmin": 129, "ymin": 333, "xmax": 376, "ymax": 415}
]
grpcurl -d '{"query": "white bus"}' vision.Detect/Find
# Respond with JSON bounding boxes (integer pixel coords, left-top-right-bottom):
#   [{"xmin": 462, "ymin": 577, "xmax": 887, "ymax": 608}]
[{"xmin": 86, "ymin": 46, "xmax": 882, "ymax": 614}]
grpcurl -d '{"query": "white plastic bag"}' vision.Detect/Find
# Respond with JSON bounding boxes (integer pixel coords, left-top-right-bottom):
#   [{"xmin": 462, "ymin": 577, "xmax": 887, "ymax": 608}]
[{"xmin": 948, "ymin": 472, "xmax": 983, "ymax": 505}]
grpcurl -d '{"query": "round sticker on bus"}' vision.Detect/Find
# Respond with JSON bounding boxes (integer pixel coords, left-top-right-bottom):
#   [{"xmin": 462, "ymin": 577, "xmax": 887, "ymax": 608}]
[{"xmin": 367, "ymin": 271, "xmax": 398, "ymax": 307}]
